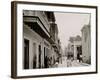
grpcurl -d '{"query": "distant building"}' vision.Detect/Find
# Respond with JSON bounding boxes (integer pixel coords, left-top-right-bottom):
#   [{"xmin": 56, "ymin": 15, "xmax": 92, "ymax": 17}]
[
  {"xmin": 81, "ymin": 23, "xmax": 91, "ymax": 64},
  {"xmin": 23, "ymin": 10, "xmax": 61, "ymax": 69},
  {"xmin": 67, "ymin": 35, "xmax": 82, "ymax": 60}
]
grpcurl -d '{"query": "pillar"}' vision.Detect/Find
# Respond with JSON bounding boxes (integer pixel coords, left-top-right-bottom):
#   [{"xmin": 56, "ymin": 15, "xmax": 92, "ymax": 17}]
[{"xmin": 74, "ymin": 45, "xmax": 77, "ymax": 60}]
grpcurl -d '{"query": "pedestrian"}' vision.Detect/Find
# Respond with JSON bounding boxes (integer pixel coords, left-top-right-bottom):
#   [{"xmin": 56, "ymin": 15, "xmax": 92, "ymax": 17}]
[
  {"xmin": 67, "ymin": 58, "xmax": 72, "ymax": 67},
  {"xmin": 80, "ymin": 55, "xmax": 83, "ymax": 63},
  {"xmin": 55, "ymin": 61, "xmax": 58, "ymax": 67}
]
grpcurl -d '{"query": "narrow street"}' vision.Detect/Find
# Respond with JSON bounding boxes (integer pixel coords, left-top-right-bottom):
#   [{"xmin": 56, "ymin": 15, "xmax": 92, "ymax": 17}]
[{"xmin": 53, "ymin": 56, "xmax": 89, "ymax": 68}]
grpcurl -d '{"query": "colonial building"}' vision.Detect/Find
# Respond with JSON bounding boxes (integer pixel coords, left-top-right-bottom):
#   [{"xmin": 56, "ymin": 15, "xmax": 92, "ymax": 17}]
[
  {"xmin": 81, "ymin": 23, "xmax": 91, "ymax": 64},
  {"xmin": 67, "ymin": 35, "xmax": 82, "ymax": 60},
  {"xmin": 23, "ymin": 10, "xmax": 61, "ymax": 69},
  {"xmin": 46, "ymin": 11, "xmax": 62, "ymax": 64}
]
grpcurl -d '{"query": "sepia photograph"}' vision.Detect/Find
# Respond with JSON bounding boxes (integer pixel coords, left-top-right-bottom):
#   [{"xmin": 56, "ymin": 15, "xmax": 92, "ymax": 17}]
[
  {"xmin": 23, "ymin": 10, "xmax": 91, "ymax": 69},
  {"xmin": 11, "ymin": 1, "xmax": 97, "ymax": 78}
]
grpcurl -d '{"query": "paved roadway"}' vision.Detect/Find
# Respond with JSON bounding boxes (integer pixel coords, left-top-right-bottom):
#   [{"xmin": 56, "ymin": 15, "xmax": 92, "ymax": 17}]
[{"xmin": 56, "ymin": 57, "xmax": 89, "ymax": 67}]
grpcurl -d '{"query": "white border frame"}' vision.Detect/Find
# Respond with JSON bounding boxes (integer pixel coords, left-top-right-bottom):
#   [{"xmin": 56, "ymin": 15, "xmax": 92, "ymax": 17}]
[{"xmin": 13, "ymin": 2, "xmax": 97, "ymax": 77}]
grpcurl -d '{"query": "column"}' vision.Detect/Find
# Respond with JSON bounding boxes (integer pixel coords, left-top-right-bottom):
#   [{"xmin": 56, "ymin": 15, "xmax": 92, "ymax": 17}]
[{"xmin": 74, "ymin": 45, "xmax": 77, "ymax": 60}]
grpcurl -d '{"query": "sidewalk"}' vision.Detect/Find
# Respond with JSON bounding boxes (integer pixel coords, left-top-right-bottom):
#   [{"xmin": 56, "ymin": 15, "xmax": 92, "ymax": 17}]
[{"xmin": 71, "ymin": 60, "xmax": 89, "ymax": 67}]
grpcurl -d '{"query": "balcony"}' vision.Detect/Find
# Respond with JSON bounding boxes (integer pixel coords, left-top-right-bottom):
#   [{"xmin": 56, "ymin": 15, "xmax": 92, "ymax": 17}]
[
  {"xmin": 23, "ymin": 16, "xmax": 50, "ymax": 39},
  {"xmin": 23, "ymin": 10, "xmax": 50, "ymax": 33}
]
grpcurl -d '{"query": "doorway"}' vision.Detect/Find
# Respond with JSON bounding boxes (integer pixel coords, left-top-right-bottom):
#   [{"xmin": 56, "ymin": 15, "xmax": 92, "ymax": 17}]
[{"xmin": 24, "ymin": 39, "xmax": 29, "ymax": 69}]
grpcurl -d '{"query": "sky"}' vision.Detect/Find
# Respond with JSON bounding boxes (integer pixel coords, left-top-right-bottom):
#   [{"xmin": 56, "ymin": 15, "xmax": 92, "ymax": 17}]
[{"xmin": 54, "ymin": 12, "xmax": 90, "ymax": 50}]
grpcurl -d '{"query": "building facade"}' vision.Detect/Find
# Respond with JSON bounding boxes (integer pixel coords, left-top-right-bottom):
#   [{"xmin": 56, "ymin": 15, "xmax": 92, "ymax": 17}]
[
  {"xmin": 23, "ymin": 10, "xmax": 61, "ymax": 69},
  {"xmin": 81, "ymin": 23, "xmax": 91, "ymax": 64},
  {"xmin": 67, "ymin": 35, "xmax": 82, "ymax": 60}
]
